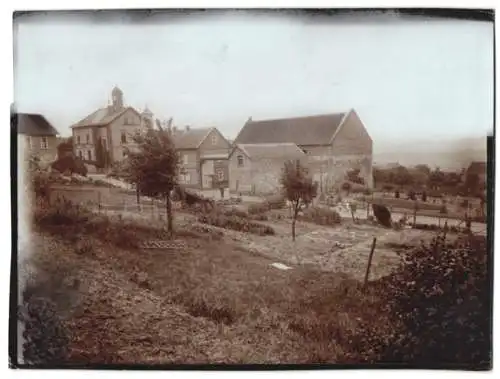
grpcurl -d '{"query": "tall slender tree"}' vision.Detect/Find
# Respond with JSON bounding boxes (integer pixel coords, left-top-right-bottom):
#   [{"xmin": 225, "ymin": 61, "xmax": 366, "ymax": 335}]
[{"xmin": 281, "ymin": 160, "xmax": 318, "ymax": 241}]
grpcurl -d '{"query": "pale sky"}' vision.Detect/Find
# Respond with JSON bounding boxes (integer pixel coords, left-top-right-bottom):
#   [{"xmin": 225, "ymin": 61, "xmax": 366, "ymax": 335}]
[{"xmin": 14, "ymin": 11, "xmax": 493, "ymax": 146}]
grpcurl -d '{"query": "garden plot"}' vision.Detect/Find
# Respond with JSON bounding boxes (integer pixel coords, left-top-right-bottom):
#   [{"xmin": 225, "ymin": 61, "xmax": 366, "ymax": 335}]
[{"xmin": 191, "ymin": 214, "xmax": 437, "ymax": 281}]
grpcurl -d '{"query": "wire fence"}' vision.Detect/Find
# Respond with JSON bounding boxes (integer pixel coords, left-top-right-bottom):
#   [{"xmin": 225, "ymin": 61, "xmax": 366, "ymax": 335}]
[{"xmin": 48, "ymin": 186, "xmax": 183, "ymax": 221}]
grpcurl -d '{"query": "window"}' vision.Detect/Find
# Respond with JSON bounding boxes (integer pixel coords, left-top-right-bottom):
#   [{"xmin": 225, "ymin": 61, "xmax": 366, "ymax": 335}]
[
  {"xmin": 86, "ymin": 134, "xmax": 90, "ymax": 144},
  {"xmin": 237, "ymin": 155, "xmax": 244, "ymax": 168},
  {"xmin": 87, "ymin": 150, "xmax": 92, "ymax": 161},
  {"xmin": 178, "ymin": 173, "xmax": 190, "ymax": 184},
  {"xmin": 217, "ymin": 170, "xmax": 224, "ymax": 181},
  {"xmin": 78, "ymin": 150, "xmax": 83, "ymax": 159},
  {"xmin": 102, "ymin": 137, "xmax": 107, "ymax": 150},
  {"xmin": 211, "ymin": 134, "xmax": 218, "ymax": 145},
  {"xmin": 121, "ymin": 131, "xmax": 127, "ymax": 144},
  {"xmin": 40, "ymin": 137, "xmax": 48, "ymax": 150},
  {"xmin": 77, "ymin": 135, "xmax": 81, "ymax": 144},
  {"xmin": 183, "ymin": 154, "xmax": 189, "ymax": 165}
]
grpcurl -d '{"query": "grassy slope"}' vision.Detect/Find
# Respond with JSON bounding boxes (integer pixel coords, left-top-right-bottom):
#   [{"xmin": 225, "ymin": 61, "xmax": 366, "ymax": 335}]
[{"xmin": 29, "ymin": 205, "xmax": 391, "ymax": 364}]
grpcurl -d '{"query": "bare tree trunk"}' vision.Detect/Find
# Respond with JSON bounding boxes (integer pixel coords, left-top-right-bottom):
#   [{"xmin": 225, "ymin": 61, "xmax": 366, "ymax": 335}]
[
  {"xmin": 292, "ymin": 201, "xmax": 300, "ymax": 241},
  {"xmin": 165, "ymin": 192, "xmax": 173, "ymax": 235}
]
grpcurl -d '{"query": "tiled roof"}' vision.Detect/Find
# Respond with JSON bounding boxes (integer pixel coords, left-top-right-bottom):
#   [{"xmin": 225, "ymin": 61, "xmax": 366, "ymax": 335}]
[
  {"xmin": 71, "ymin": 106, "xmax": 132, "ymax": 128},
  {"xmin": 234, "ymin": 112, "xmax": 348, "ymax": 146},
  {"xmin": 13, "ymin": 113, "xmax": 59, "ymax": 136},
  {"xmin": 236, "ymin": 143, "xmax": 306, "ymax": 160},
  {"xmin": 173, "ymin": 128, "xmax": 212, "ymax": 149}
]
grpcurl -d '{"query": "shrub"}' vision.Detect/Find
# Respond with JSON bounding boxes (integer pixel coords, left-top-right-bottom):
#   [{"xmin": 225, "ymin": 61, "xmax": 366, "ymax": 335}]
[
  {"xmin": 375, "ymin": 235, "xmax": 491, "ymax": 369},
  {"xmin": 341, "ymin": 182, "xmax": 352, "ymax": 192},
  {"xmin": 198, "ymin": 212, "xmax": 275, "ymax": 236},
  {"xmin": 247, "ymin": 202, "xmax": 269, "ymax": 215},
  {"xmin": 19, "ymin": 257, "xmax": 82, "ymax": 366},
  {"xmin": 186, "ymin": 297, "xmax": 235, "ymax": 325},
  {"xmin": 265, "ymin": 194, "xmax": 286, "ymax": 210},
  {"xmin": 421, "ymin": 191, "xmax": 427, "ymax": 202},
  {"xmin": 51, "ymin": 155, "xmax": 88, "ymax": 177},
  {"xmin": 382, "ymin": 184, "xmax": 394, "ymax": 192},
  {"xmin": 407, "ymin": 190, "xmax": 416, "ymax": 201},
  {"xmin": 222, "ymin": 207, "xmax": 249, "ymax": 219},
  {"xmin": 300, "ymin": 207, "xmax": 341, "ymax": 226},
  {"xmin": 372, "ymin": 204, "xmax": 392, "ymax": 228},
  {"xmin": 20, "ymin": 295, "xmax": 70, "ymax": 366}
]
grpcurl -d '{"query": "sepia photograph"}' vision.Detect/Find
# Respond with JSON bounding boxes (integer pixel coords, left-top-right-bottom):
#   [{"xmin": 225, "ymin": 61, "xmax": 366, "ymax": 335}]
[{"xmin": 10, "ymin": 8, "xmax": 493, "ymax": 370}]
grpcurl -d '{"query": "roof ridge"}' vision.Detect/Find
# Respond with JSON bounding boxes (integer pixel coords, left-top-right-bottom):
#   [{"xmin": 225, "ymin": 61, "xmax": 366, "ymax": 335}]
[{"xmin": 249, "ymin": 111, "xmax": 348, "ymax": 124}]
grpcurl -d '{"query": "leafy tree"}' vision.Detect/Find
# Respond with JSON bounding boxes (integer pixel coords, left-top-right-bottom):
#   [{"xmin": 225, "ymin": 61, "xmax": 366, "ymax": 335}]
[
  {"xmin": 281, "ymin": 160, "xmax": 318, "ymax": 241},
  {"xmin": 373, "ymin": 167, "xmax": 387, "ymax": 187},
  {"xmin": 428, "ymin": 168, "xmax": 445, "ymax": 190},
  {"xmin": 414, "ymin": 164, "xmax": 431, "ymax": 176},
  {"xmin": 113, "ymin": 124, "xmax": 179, "ymax": 233},
  {"xmin": 391, "ymin": 165, "xmax": 413, "ymax": 186}
]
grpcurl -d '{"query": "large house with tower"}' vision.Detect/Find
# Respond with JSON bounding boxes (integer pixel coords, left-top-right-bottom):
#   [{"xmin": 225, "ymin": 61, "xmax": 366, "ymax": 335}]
[
  {"xmin": 71, "ymin": 86, "xmax": 153, "ymax": 172},
  {"xmin": 232, "ymin": 109, "xmax": 373, "ymax": 194}
]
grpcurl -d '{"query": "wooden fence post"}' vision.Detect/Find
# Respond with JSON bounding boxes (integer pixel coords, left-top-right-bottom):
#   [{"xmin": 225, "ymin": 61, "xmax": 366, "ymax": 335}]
[
  {"xmin": 97, "ymin": 191, "xmax": 101, "ymax": 213},
  {"xmin": 363, "ymin": 237, "xmax": 377, "ymax": 289}
]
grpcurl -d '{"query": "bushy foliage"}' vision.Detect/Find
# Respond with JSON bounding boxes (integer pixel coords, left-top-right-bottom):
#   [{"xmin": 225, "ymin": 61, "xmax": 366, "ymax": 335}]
[
  {"xmin": 299, "ymin": 207, "xmax": 341, "ymax": 226},
  {"xmin": 372, "ymin": 204, "xmax": 392, "ymax": 228},
  {"xmin": 34, "ymin": 199, "xmax": 170, "ymax": 249},
  {"xmin": 375, "ymin": 235, "xmax": 491, "ymax": 369},
  {"xmin": 51, "ymin": 155, "xmax": 88, "ymax": 177},
  {"xmin": 20, "ymin": 295, "xmax": 70, "ymax": 365},
  {"xmin": 56, "ymin": 137, "xmax": 73, "ymax": 158},
  {"xmin": 341, "ymin": 182, "xmax": 352, "ymax": 192},
  {"xmin": 264, "ymin": 194, "xmax": 287, "ymax": 210},
  {"xmin": 247, "ymin": 202, "xmax": 270, "ymax": 215},
  {"xmin": 198, "ymin": 212, "xmax": 275, "ymax": 236}
]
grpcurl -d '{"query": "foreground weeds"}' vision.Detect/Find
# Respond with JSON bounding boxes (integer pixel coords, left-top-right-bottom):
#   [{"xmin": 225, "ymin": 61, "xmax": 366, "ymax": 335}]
[{"xmin": 23, "ymin": 197, "xmax": 490, "ymax": 367}]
